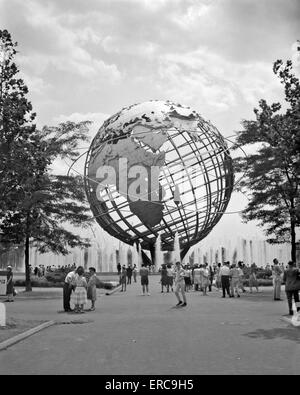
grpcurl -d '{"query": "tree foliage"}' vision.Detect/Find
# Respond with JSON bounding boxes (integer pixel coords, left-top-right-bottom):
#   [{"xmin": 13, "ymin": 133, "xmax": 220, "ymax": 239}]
[
  {"xmin": 0, "ymin": 29, "xmax": 37, "ymax": 213},
  {"xmin": 234, "ymin": 43, "xmax": 300, "ymax": 261}
]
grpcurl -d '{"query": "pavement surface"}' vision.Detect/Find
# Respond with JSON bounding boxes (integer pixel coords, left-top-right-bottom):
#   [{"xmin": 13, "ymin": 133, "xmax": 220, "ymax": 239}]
[{"xmin": 0, "ymin": 278, "xmax": 299, "ymax": 375}]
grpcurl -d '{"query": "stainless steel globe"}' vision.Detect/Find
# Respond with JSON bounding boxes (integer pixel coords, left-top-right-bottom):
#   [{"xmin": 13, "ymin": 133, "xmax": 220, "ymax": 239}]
[{"xmin": 85, "ymin": 100, "xmax": 234, "ymax": 257}]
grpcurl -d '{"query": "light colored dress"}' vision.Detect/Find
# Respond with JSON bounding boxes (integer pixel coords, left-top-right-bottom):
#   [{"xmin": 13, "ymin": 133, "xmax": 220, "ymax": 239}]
[
  {"xmin": 193, "ymin": 268, "xmax": 201, "ymax": 285},
  {"xmin": 71, "ymin": 276, "xmax": 87, "ymax": 306},
  {"xmin": 230, "ymin": 267, "xmax": 242, "ymax": 294},
  {"xmin": 200, "ymin": 268, "xmax": 210, "ymax": 289}
]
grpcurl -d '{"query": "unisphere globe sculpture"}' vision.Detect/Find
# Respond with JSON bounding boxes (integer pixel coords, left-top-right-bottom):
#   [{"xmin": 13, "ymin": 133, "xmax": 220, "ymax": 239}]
[{"xmin": 85, "ymin": 101, "xmax": 234, "ymax": 258}]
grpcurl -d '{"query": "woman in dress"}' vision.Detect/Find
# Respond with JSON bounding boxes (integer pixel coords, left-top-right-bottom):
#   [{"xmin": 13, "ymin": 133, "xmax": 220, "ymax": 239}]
[
  {"xmin": 200, "ymin": 265, "xmax": 210, "ymax": 296},
  {"xmin": 71, "ymin": 266, "xmax": 87, "ymax": 314},
  {"xmin": 87, "ymin": 267, "xmax": 97, "ymax": 311},
  {"xmin": 5, "ymin": 266, "xmax": 14, "ymax": 302}
]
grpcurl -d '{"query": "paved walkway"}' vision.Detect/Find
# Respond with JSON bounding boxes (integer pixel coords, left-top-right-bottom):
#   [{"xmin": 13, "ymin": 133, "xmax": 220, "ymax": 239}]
[{"xmin": 0, "ymin": 278, "xmax": 299, "ymax": 375}]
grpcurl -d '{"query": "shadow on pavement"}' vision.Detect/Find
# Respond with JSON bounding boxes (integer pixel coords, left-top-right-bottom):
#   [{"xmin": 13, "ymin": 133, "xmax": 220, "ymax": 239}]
[{"xmin": 244, "ymin": 327, "xmax": 300, "ymax": 344}]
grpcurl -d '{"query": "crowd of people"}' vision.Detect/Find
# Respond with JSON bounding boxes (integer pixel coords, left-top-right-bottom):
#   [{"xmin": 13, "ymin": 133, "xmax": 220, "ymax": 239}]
[
  {"xmin": 115, "ymin": 258, "xmax": 300, "ymax": 315},
  {"xmin": 31, "ymin": 264, "xmax": 76, "ymax": 278},
  {"xmin": 160, "ymin": 261, "xmax": 258, "ymax": 298},
  {"xmin": 2, "ymin": 258, "xmax": 300, "ymax": 317},
  {"xmin": 158, "ymin": 259, "xmax": 300, "ymax": 314}
]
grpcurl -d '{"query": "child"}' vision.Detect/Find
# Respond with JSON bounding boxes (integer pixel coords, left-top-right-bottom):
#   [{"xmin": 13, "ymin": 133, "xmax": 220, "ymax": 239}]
[
  {"xmin": 87, "ymin": 267, "xmax": 97, "ymax": 311},
  {"xmin": 71, "ymin": 266, "xmax": 88, "ymax": 314}
]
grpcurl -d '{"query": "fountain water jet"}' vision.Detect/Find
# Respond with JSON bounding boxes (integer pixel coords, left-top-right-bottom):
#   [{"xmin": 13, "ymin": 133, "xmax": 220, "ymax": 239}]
[{"xmin": 155, "ymin": 233, "xmax": 163, "ymax": 271}]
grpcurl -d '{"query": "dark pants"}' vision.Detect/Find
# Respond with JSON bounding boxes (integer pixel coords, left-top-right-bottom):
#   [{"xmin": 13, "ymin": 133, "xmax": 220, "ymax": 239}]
[
  {"xmin": 127, "ymin": 275, "xmax": 132, "ymax": 284},
  {"xmin": 63, "ymin": 283, "xmax": 72, "ymax": 311},
  {"xmin": 286, "ymin": 290, "xmax": 300, "ymax": 313},
  {"xmin": 221, "ymin": 276, "xmax": 231, "ymax": 297}
]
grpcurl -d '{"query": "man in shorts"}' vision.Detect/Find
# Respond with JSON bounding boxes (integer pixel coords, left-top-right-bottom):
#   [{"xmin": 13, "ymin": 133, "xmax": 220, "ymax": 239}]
[{"xmin": 140, "ymin": 264, "xmax": 150, "ymax": 295}]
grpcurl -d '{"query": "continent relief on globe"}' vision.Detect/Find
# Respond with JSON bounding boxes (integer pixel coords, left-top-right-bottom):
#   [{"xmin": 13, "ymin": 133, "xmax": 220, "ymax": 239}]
[{"xmin": 89, "ymin": 136, "xmax": 167, "ymax": 227}]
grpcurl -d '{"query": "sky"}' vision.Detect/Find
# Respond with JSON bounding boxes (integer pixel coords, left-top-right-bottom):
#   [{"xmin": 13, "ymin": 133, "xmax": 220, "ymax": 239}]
[{"xmin": 1, "ymin": 0, "xmax": 300, "ymax": 246}]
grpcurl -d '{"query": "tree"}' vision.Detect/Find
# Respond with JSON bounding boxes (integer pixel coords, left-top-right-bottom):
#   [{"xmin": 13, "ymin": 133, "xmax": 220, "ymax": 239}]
[
  {"xmin": 0, "ymin": 122, "xmax": 93, "ymax": 291},
  {"xmin": 0, "ymin": 30, "xmax": 37, "ymax": 214},
  {"xmin": 234, "ymin": 44, "xmax": 300, "ymax": 262},
  {"xmin": 0, "ymin": 30, "xmax": 93, "ymax": 290}
]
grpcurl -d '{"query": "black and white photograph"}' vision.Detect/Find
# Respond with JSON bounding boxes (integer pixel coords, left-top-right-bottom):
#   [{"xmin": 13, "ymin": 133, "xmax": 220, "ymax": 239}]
[{"xmin": 0, "ymin": 0, "xmax": 300, "ymax": 379}]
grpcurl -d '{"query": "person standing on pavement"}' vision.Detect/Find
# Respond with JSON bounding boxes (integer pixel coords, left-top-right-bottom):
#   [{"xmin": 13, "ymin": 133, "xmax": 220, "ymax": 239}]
[
  {"xmin": 5, "ymin": 266, "xmax": 14, "ymax": 303},
  {"xmin": 63, "ymin": 266, "xmax": 77, "ymax": 312},
  {"xmin": 220, "ymin": 262, "xmax": 231, "ymax": 298},
  {"xmin": 184, "ymin": 265, "xmax": 192, "ymax": 292},
  {"xmin": 140, "ymin": 263, "xmax": 150, "ymax": 295},
  {"xmin": 120, "ymin": 265, "xmax": 127, "ymax": 292},
  {"xmin": 272, "ymin": 258, "xmax": 283, "ymax": 301},
  {"xmin": 87, "ymin": 267, "xmax": 97, "ymax": 311},
  {"xmin": 283, "ymin": 261, "xmax": 300, "ymax": 316},
  {"xmin": 230, "ymin": 263, "xmax": 242, "ymax": 298},
  {"xmin": 71, "ymin": 266, "xmax": 88, "ymax": 314},
  {"xmin": 127, "ymin": 265, "xmax": 133, "ymax": 285},
  {"xmin": 117, "ymin": 262, "xmax": 121, "ymax": 276},
  {"xmin": 208, "ymin": 265, "xmax": 214, "ymax": 292},
  {"xmin": 249, "ymin": 263, "xmax": 259, "ymax": 293},
  {"xmin": 216, "ymin": 263, "xmax": 222, "ymax": 291},
  {"xmin": 238, "ymin": 261, "xmax": 246, "ymax": 293},
  {"xmin": 193, "ymin": 264, "xmax": 201, "ymax": 291},
  {"xmin": 166, "ymin": 263, "xmax": 174, "ymax": 292},
  {"xmin": 160, "ymin": 264, "xmax": 169, "ymax": 293},
  {"xmin": 174, "ymin": 261, "xmax": 187, "ymax": 307},
  {"xmin": 199, "ymin": 264, "xmax": 210, "ymax": 296}
]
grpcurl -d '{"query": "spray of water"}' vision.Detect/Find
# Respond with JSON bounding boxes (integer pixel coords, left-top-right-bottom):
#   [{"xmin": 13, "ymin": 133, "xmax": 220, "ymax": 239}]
[
  {"xmin": 155, "ymin": 233, "xmax": 163, "ymax": 271},
  {"xmin": 173, "ymin": 232, "xmax": 181, "ymax": 264}
]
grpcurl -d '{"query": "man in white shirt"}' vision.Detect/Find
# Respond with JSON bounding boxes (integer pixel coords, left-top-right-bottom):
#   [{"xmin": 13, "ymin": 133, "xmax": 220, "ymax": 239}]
[
  {"xmin": 220, "ymin": 262, "xmax": 231, "ymax": 298},
  {"xmin": 63, "ymin": 268, "xmax": 77, "ymax": 312}
]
